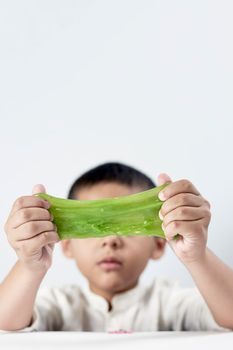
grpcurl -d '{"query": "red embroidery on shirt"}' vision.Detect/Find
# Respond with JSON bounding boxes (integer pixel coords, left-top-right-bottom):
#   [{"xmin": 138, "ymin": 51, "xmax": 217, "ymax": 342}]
[{"xmin": 108, "ymin": 329, "xmax": 132, "ymax": 334}]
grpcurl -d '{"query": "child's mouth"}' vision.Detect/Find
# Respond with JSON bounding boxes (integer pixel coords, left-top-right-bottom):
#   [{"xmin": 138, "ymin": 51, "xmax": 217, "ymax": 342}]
[{"xmin": 98, "ymin": 257, "xmax": 123, "ymax": 271}]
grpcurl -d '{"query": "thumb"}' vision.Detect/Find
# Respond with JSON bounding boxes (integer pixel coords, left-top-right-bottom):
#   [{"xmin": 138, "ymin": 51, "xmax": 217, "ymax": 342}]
[
  {"xmin": 32, "ymin": 184, "xmax": 46, "ymax": 195},
  {"xmin": 157, "ymin": 173, "xmax": 172, "ymax": 186}
]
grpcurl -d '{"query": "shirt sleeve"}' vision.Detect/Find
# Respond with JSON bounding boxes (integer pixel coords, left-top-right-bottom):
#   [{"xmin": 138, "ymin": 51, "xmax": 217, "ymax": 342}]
[
  {"xmin": 0, "ymin": 287, "xmax": 64, "ymax": 333},
  {"xmin": 28, "ymin": 288, "xmax": 64, "ymax": 332},
  {"xmin": 161, "ymin": 281, "xmax": 232, "ymax": 331}
]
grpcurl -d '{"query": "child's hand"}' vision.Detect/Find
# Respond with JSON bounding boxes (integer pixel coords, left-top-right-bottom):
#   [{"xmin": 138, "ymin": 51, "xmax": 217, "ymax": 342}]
[
  {"xmin": 158, "ymin": 174, "xmax": 211, "ymax": 265},
  {"xmin": 4, "ymin": 184, "xmax": 60, "ymax": 273}
]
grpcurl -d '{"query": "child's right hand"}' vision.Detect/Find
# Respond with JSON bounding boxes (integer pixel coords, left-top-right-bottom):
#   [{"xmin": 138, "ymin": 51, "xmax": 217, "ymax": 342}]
[{"xmin": 4, "ymin": 184, "xmax": 60, "ymax": 274}]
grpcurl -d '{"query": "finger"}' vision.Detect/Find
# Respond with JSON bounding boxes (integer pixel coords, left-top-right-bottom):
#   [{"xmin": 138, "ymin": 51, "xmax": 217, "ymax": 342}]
[
  {"xmin": 12, "ymin": 208, "xmax": 53, "ymax": 229},
  {"xmin": 157, "ymin": 173, "xmax": 172, "ymax": 186},
  {"xmin": 44, "ymin": 243, "xmax": 55, "ymax": 257},
  {"xmin": 19, "ymin": 231, "xmax": 59, "ymax": 254},
  {"xmin": 11, "ymin": 220, "xmax": 56, "ymax": 241},
  {"xmin": 162, "ymin": 219, "xmax": 206, "ymax": 241},
  {"xmin": 32, "ymin": 184, "xmax": 46, "ymax": 195},
  {"xmin": 11, "ymin": 196, "xmax": 50, "ymax": 216},
  {"xmin": 158, "ymin": 179, "xmax": 200, "ymax": 201},
  {"xmin": 160, "ymin": 193, "xmax": 204, "ymax": 218},
  {"xmin": 47, "ymin": 243, "xmax": 55, "ymax": 251},
  {"xmin": 162, "ymin": 206, "xmax": 209, "ymax": 228}
]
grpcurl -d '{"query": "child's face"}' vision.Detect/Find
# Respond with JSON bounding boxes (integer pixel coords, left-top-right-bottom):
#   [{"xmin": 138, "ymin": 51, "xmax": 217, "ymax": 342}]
[{"xmin": 61, "ymin": 182, "xmax": 166, "ymax": 302}]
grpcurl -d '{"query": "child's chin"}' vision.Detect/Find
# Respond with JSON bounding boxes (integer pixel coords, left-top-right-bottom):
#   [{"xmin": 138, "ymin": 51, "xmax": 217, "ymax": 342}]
[{"xmin": 98, "ymin": 276, "xmax": 125, "ymax": 292}]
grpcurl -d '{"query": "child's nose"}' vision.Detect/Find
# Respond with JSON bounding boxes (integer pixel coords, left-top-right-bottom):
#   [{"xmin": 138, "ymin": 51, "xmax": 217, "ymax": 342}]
[{"xmin": 101, "ymin": 235, "xmax": 123, "ymax": 249}]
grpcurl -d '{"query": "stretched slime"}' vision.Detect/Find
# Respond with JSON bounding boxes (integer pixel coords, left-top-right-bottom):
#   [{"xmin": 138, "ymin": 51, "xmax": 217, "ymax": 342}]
[{"xmin": 36, "ymin": 184, "xmax": 167, "ymax": 240}]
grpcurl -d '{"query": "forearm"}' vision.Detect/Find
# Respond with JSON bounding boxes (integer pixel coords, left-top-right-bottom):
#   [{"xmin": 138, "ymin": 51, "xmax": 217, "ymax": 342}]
[
  {"xmin": 185, "ymin": 247, "xmax": 233, "ymax": 329},
  {"xmin": 0, "ymin": 260, "xmax": 46, "ymax": 331}
]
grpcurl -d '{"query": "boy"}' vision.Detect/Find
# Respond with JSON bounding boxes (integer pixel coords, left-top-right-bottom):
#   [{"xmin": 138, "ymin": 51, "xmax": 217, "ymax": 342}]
[{"xmin": 0, "ymin": 162, "xmax": 232, "ymax": 332}]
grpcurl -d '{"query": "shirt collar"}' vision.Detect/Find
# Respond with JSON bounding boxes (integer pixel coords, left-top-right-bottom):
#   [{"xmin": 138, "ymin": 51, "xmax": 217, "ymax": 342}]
[{"xmin": 82, "ymin": 280, "xmax": 145, "ymax": 313}]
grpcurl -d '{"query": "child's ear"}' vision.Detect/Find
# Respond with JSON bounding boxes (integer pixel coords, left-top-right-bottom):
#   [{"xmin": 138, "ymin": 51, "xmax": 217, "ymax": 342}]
[
  {"xmin": 60, "ymin": 239, "xmax": 74, "ymax": 259},
  {"xmin": 150, "ymin": 237, "xmax": 167, "ymax": 260}
]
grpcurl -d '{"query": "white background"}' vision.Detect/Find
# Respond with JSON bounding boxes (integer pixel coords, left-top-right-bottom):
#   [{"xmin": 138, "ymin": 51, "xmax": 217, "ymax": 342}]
[{"xmin": 0, "ymin": 0, "xmax": 232, "ymax": 289}]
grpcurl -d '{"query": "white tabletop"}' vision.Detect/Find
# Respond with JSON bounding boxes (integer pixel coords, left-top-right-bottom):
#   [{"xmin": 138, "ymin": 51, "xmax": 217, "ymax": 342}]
[{"xmin": 0, "ymin": 331, "xmax": 232, "ymax": 350}]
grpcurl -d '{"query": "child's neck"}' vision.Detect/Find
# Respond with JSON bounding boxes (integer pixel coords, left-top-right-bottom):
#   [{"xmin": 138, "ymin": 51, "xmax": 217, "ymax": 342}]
[{"xmin": 89, "ymin": 280, "xmax": 138, "ymax": 312}]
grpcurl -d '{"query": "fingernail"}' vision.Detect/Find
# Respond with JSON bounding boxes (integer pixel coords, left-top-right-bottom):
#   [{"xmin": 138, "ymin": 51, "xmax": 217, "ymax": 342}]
[
  {"xmin": 158, "ymin": 191, "xmax": 166, "ymax": 201},
  {"xmin": 159, "ymin": 210, "xmax": 164, "ymax": 221},
  {"xmin": 161, "ymin": 223, "xmax": 165, "ymax": 231}
]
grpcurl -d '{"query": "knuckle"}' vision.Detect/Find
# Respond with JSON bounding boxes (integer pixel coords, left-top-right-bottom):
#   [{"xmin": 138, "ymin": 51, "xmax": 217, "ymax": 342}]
[
  {"xmin": 178, "ymin": 207, "xmax": 187, "ymax": 216},
  {"xmin": 180, "ymin": 179, "xmax": 192, "ymax": 191},
  {"xmin": 40, "ymin": 231, "xmax": 54, "ymax": 244},
  {"xmin": 20, "ymin": 209, "xmax": 30, "ymax": 221},
  {"xmin": 43, "ymin": 222, "xmax": 54, "ymax": 232},
  {"xmin": 179, "ymin": 194, "xmax": 187, "ymax": 206},
  {"xmin": 172, "ymin": 221, "xmax": 179, "ymax": 230},
  {"xmin": 168, "ymin": 221, "xmax": 179, "ymax": 231},
  {"xmin": 28, "ymin": 221, "xmax": 38, "ymax": 233},
  {"xmin": 204, "ymin": 199, "xmax": 211, "ymax": 209},
  {"xmin": 200, "ymin": 207, "xmax": 211, "ymax": 220},
  {"xmin": 45, "ymin": 230, "xmax": 52, "ymax": 239},
  {"xmin": 40, "ymin": 232, "xmax": 48, "ymax": 243},
  {"xmin": 14, "ymin": 197, "xmax": 25, "ymax": 208}
]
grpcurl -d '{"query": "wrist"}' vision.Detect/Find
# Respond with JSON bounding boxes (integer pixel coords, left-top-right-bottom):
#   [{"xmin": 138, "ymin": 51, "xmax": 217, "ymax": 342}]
[
  {"xmin": 16, "ymin": 260, "xmax": 48, "ymax": 281},
  {"xmin": 184, "ymin": 247, "xmax": 209, "ymax": 270}
]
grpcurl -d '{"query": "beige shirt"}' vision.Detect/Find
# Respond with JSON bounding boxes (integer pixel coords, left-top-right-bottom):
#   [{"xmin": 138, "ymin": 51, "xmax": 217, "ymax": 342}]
[{"xmin": 4, "ymin": 277, "xmax": 231, "ymax": 332}]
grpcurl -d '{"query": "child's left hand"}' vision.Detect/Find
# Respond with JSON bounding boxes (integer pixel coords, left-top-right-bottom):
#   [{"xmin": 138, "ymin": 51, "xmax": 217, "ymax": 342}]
[{"xmin": 158, "ymin": 173, "xmax": 211, "ymax": 265}]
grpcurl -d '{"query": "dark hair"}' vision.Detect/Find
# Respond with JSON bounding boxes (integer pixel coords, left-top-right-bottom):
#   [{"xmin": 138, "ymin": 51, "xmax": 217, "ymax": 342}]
[{"xmin": 67, "ymin": 162, "xmax": 156, "ymax": 199}]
